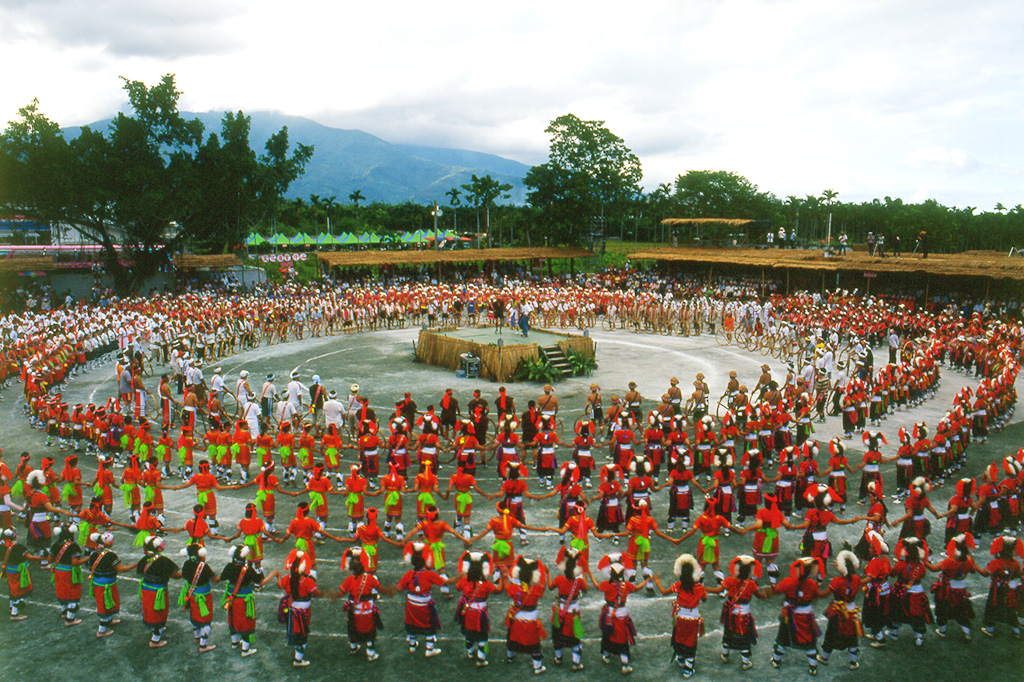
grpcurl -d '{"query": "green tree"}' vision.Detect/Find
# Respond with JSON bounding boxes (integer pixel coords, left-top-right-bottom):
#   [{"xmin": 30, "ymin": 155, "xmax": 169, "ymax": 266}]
[
  {"xmin": 349, "ymin": 189, "xmax": 365, "ymax": 229},
  {"xmin": 445, "ymin": 186, "xmax": 461, "ymax": 232},
  {"xmin": 1, "ymin": 75, "xmax": 312, "ymax": 292},
  {"xmin": 461, "ymin": 174, "xmax": 512, "ymax": 247},
  {"xmin": 524, "ymin": 114, "xmax": 642, "ymax": 245}
]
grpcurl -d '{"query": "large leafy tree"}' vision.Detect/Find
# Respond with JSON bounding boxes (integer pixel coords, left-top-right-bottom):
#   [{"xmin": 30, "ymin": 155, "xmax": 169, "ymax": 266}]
[
  {"xmin": 460, "ymin": 173, "xmax": 512, "ymax": 246},
  {"xmin": 524, "ymin": 114, "xmax": 642, "ymax": 245},
  {"xmin": 0, "ymin": 74, "xmax": 313, "ymax": 293}
]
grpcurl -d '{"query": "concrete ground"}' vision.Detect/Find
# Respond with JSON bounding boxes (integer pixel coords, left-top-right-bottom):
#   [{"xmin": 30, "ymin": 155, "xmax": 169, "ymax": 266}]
[{"xmin": 1, "ymin": 325, "xmax": 1021, "ymax": 681}]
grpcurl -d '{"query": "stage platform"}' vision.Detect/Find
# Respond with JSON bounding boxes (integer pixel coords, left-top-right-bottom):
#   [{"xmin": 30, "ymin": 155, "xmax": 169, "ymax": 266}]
[{"xmin": 415, "ymin": 324, "xmax": 594, "ymax": 382}]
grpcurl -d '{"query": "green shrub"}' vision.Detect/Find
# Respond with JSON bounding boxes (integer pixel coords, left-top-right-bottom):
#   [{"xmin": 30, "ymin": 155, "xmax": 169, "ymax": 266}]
[{"xmin": 514, "ymin": 356, "xmax": 562, "ymax": 384}]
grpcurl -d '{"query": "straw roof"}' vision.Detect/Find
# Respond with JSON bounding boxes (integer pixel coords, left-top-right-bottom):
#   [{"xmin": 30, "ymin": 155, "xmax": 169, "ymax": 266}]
[
  {"xmin": 318, "ymin": 247, "xmax": 594, "ymax": 268},
  {"xmin": 0, "ymin": 257, "xmax": 56, "ymax": 274},
  {"xmin": 627, "ymin": 247, "xmax": 1024, "ymax": 281},
  {"xmin": 174, "ymin": 254, "xmax": 242, "ymax": 269},
  {"xmin": 661, "ymin": 218, "xmax": 756, "ymax": 226}
]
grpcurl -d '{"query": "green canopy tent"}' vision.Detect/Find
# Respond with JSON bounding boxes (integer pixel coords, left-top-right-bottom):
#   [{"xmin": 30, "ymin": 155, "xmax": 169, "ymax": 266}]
[
  {"xmin": 289, "ymin": 233, "xmax": 317, "ymax": 246},
  {"xmin": 316, "ymin": 233, "xmax": 342, "ymax": 246},
  {"xmin": 338, "ymin": 233, "xmax": 358, "ymax": 246},
  {"xmin": 356, "ymin": 232, "xmax": 381, "ymax": 244},
  {"xmin": 268, "ymin": 233, "xmax": 291, "ymax": 247},
  {"xmin": 245, "ymin": 233, "xmax": 268, "ymax": 246}
]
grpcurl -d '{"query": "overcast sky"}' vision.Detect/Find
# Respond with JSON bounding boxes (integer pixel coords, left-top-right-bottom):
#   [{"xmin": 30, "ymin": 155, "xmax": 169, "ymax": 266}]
[{"xmin": 2, "ymin": 0, "xmax": 1022, "ymax": 209}]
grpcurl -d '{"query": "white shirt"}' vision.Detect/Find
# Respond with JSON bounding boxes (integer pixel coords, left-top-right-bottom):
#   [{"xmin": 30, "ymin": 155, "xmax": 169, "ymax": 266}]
[
  {"xmin": 286, "ymin": 380, "xmax": 303, "ymax": 409},
  {"xmin": 324, "ymin": 399, "xmax": 344, "ymax": 426}
]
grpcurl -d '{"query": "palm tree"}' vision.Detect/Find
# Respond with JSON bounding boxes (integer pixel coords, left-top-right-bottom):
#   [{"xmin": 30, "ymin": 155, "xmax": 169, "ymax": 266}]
[
  {"xmin": 446, "ymin": 187, "xmax": 461, "ymax": 232},
  {"xmin": 323, "ymin": 196, "xmax": 337, "ymax": 236},
  {"xmin": 349, "ymin": 190, "xmax": 365, "ymax": 229}
]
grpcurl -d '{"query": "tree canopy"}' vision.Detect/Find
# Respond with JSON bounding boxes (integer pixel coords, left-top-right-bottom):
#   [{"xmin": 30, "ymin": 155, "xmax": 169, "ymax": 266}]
[
  {"xmin": 0, "ymin": 74, "xmax": 313, "ymax": 292},
  {"xmin": 524, "ymin": 114, "xmax": 643, "ymax": 244}
]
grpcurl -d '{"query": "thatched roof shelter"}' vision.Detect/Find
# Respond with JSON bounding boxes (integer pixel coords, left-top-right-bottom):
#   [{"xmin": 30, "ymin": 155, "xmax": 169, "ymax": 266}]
[
  {"xmin": 0, "ymin": 257, "xmax": 56, "ymax": 274},
  {"xmin": 660, "ymin": 218, "xmax": 756, "ymax": 227},
  {"xmin": 174, "ymin": 254, "xmax": 243, "ymax": 269},
  {"xmin": 317, "ymin": 247, "xmax": 593, "ymax": 269},
  {"xmin": 628, "ymin": 247, "xmax": 1024, "ymax": 281}
]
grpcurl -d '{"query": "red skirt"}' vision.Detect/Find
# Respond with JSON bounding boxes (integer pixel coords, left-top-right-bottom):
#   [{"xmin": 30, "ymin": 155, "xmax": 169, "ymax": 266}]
[
  {"xmin": 227, "ymin": 593, "xmax": 256, "ymax": 634},
  {"xmin": 93, "ymin": 581, "xmax": 120, "ymax": 615},
  {"xmin": 673, "ymin": 613, "xmax": 704, "ymax": 648},
  {"xmin": 53, "ymin": 565, "xmax": 82, "ymax": 601}
]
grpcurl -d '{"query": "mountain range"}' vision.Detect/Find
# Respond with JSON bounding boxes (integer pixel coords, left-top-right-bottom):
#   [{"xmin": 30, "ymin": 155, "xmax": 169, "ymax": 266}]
[{"xmin": 63, "ymin": 111, "xmax": 531, "ymax": 205}]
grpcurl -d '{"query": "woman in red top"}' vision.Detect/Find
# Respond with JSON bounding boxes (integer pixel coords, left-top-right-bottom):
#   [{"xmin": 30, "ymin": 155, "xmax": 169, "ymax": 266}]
[
  {"xmin": 285, "ymin": 464, "xmax": 333, "ymax": 528},
  {"xmin": 624, "ymin": 499, "xmax": 674, "ymax": 589},
  {"xmin": 769, "ymin": 557, "xmax": 824, "ymax": 674},
  {"xmin": 652, "ymin": 553, "xmax": 722, "ymax": 678},
  {"xmin": 380, "ymin": 462, "xmax": 408, "ymax": 539},
  {"xmin": 402, "ymin": 505, "xmax": 463, "ymax": 595},
  {"xmin": 817, "ymin": 550, "xmax": 864, "ymax": 670},
  {"xmin": 60, "ymin": 455, "xmax": 84, "ymax": 514},
  {"xmin": 230, "ymin": 420, "xmax": 253, "ymax": 484},
  {"xmin": 251, "ymin": 462, "xmax": 284, "ymax": 532},
  {"xmin": 718, "ymin": 555, "xmax": 767, "ymax": 671},
  {"xmin": 664, "ymin": 451, "xmax": 702, "ymax": 531},
  {"xmin": 678, "ymin": 497, "xmax": 746, "ymax": 584},
  {"xmin": 705, "ymin": 449, "xmax": 738, "ymax": 529},
  {"xmin": 788, "ymin": 486, "xmax": 863, "ymax": 568},
  {"xmin": 467, "ymin": 500, "xmax": 547, "ymax": 578},
  {"xmin": 505, "ymin": 556, "xmax": 549, "ymax": 674},
  {"xmin": 342, "ymin": 464, "xmax": 377, "ymax": 533},
  {"xmin": 981, "ymin": 535, "xmax": 1023, "ymax": 637},
  {"xmin": 928, "ymin": 533, "xmax": 982, "ymax": 641},
  {"xmin": 443, "ymin": 464, "xmax": 493, "ymax": 539},
  {"xmin": 548, "ymin": 547, "xmax": 588, "ymax": 671},
  {"xmin": 166, "ymin": 460, "xmax": 241, "ymax": 533},
  {"xmin": 220, "ymin": 503, "xmax": 272, "ymax": 567},
  {"xmin": 595, "ymin": 464, "xmax": 626, "ymax": 540},
  {"xmin": 337, "ymin": 547, "xmax": 384, "ymax": 661},
  {"xmin": 396, "ymin": 541, "xmax": 451, "ymax": 657},
  {"xmin": 276, "ymin": 551, "xmax": 322, "ymax": 667},
  {"xmin": 455, "ymin": 551, "xmax": 501, "ymax": 667},
  {"xmin": 276, "ymin": 422, "xmax": 298, "ymax": 487},
  {"xmin": 321, "ymin": 424, "xmax": 343, "ymax": 482},
  {"xmin": 597, "ymin": 553, "xmax": 652, "ymax": 675},
  {"xmin": 890, "ymin": 477, "xmax": 943, "ymax": 541},
  {"xmin": 890, "ymin": 537, "xmax": 932, "ymax": 646}
]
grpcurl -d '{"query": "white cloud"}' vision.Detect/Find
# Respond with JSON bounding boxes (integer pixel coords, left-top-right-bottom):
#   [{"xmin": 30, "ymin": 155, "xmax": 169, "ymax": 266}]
[{"xmin": 0, "ymin": 0, "xmax": 1022, "ymax": 208}]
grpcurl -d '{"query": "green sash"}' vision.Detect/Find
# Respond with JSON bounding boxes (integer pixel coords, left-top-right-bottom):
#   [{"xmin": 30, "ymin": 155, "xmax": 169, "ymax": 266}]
[
  {"xmin": 78, "ymin": 522, "xmax": 93, "ymax": 546},
  {"xmin": 119, "ymin": 483, "xmax": 134, "ymax": 509},
  {"xmin": 93, "ymin": 483, "xmax": 103, "ymax": 498},
  {"xmin": 61, "ymin": 482, "xmax": 76, "ymax": 501},
  {"xmin": 143, "ymin": 486, "xmax": 155, "ymax": 503},
  {"xmin": 456, "ymin": 491, "xmax": 472, "ymax": 514},
  {"xmin": 309, "ymin": 491, "xmax": 325, "ymax": 513},
  {"xmin": 133, "ymin": 530, "xmax": 151, "ymax": 547},
  {"xmin": 633, "ymin": 535, "xmax": 651, "ymax": 558},
  {"xmin": 760, "ymin": 527, "xmax": 779, "ymax": 554},
  {"xmin": 11, "ymin": 480, "xmax": 24, "ymax": 498},
  {"xmin": 197, "ymin": 491, "xmax": 209, "ymax": 507},
  {"xmin": 362, "ymin": 543, "xmax": 377, "ymax": 560},
  {"xmin": 428, "ymin": 540, "xmax": 446, "ymax": 569},
  {"xmin": 699, "ymin": 535, "xmax": 717, "ymax": 564},
  {"xmin": 385, "ymin": 490, "xmax": 400, "ymax": 511},
  {"xmin": 346, "ymin": 492, "xmax": 360, "ymax": 515},
  {"xmin": 417, "ymin": 492, "xmax": 436, "ymax": 507},
  {"xmin": 178, "ymin": 586, "xmax": 210, "ymax": 616},
  {"xmin": 492, "ymin": 539, "xmax": 512, "ymax": 558},
  {"xmin": 178, "ymin": 446, "xmax": 188, "ymax": 466},
  {"xmin": 295, "ymin": 538, "xmax": 309, "ymax": 552},
  {"xmin": 570, "ymin": 538, "xmax": 587, "ymax": 552},
  {"xmin": 255, "ymin": 489, "xmax": 268, "ymax": 504},
  {"xmin": 92, "ymin": 578, "xmax": 116, "ymax": 610}
]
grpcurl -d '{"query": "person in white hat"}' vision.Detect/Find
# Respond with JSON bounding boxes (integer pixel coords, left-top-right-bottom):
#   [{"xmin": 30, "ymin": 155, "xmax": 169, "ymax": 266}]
[
  {"xmin": 323, "ymin": 390, "xmax": 344, "ymax": 432},
  {"xmin": 236, "ymin": 370, "xmax": 252, "ymax": 412},
  {"xmin": 286, "ymin": 371, "xmax": 304, "ymax": 416},
  {"xmin": 346, "ymin": 384, "xmax": 361, "ymax": 432}
]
